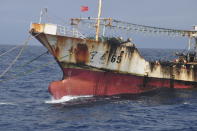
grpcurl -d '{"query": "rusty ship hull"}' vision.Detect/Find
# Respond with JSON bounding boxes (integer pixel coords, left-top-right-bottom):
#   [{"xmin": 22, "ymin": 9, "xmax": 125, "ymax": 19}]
[
  {"xmin": 31, "ymin": 23, "xmax": 197, "ymax": 99},
  {"xmin": 49, "ymin": 68, "xmax": 196, "ymax": 99}
]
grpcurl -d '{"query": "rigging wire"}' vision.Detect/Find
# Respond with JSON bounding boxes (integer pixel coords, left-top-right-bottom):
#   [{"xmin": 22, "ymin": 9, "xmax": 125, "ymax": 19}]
[
  {"xmin": 0, "ymin": 13, "xmax": 195, "ymax": 82},
  {"xmin": 79, "ymin": 19, "xmax": 197, "ymax": 38},
  {"xmin": 0, "ymin": 36, "xmax": 31, "ymax": 78},
  {"xmin": 0, "ymin": 32, "xmax": 41, "ymax": 79},
  {"xmin": 20, "ymin": 51, "xmax": 49, "ymax": 67},
  {"xmin": 7, "ymin": 50, "xmax": 49, "ymax": 74},
  {"xmin": 0, "ymin": 54, "xmax": 69, "ymax": 83},
  {"xmin": 0, "ymin": 60, "xmax": 56, "ymax": 83},
  {"xmin": 0, "ymin": 44, "xmax": 23, "ymax": 58}
]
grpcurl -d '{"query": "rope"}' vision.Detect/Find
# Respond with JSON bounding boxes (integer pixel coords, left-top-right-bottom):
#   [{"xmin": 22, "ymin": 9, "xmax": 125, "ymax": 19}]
[
  {"xmin": 0, "ymin": 54, "xmax": 69, "ymax": 83},
  {"xmin": 0, "ymin": 32, "xmax": 41, "ymax": 79},
  {"xmin": 0, "ymin": 45, "xmax": 22, "ymax": 58},
  {"xmin": 7, "ymin": 51, "xmax": 49, "ymax": 75},
  {"xmin": 0, "ymin": 60, "xmax": 56, "ymax": 83},
  {"xmin": 0, "ymin": 36, "xmax": 31, "ymax": 78},
  {"xmin": 20, "ymin": 51, "xmax": 49, "ymax": 67}
]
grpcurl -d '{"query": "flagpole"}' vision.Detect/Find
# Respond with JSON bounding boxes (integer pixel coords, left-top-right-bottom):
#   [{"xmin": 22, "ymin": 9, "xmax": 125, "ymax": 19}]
[{"xmin": 96, "ymin": 0, "xmax": 102, "ymax": 41}]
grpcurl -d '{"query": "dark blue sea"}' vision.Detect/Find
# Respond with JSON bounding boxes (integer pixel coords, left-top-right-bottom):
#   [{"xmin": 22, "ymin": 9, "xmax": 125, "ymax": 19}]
[{"xmin": 0, "ymin": 45, "xmax": 197, "ymax": 131}]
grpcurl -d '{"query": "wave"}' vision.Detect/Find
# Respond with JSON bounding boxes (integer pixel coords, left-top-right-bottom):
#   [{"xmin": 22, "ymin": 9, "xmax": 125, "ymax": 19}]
[
  {"xmin": 0, "ymin": 102, "xmax": 16, "ymax": 105},
  {"xmin": 45, "ymin": 95, "xmax": 93, "ymax": 104}
]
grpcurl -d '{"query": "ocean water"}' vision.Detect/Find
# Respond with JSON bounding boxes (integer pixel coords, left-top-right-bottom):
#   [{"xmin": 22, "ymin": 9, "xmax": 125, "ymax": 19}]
[{"xmin": 0, "ymin": 45, "xmax": 197, "ymax": 131}]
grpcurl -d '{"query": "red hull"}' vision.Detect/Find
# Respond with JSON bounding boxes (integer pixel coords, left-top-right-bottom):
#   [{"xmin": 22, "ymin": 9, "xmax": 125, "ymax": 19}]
[{"xmin": 48, "ymin": 68, "xmax": 196, "ymax": 99}]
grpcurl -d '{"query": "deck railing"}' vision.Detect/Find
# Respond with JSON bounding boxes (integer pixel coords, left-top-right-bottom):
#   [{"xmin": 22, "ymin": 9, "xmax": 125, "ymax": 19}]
[{"xmin": 56, "ymin": 25, "xmax": 86, "ymax": 39}]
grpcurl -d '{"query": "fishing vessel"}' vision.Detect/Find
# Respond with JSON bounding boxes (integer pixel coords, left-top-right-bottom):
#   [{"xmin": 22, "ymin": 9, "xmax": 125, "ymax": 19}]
[{"xmin": 30, "ymin": 0, "xmax": 197, "ymax": 99}]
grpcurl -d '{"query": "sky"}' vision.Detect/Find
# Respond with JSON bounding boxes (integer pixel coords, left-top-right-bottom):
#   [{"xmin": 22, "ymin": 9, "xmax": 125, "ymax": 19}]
[{"xmin": 0, "ymin": 0, "xmax": 197, "ymax": 49}]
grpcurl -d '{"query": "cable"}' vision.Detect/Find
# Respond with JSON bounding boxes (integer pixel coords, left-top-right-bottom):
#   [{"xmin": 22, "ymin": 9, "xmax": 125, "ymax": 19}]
[
  {"xmin": 0, "ymin": 32, "xmax": 41, "ymax": 79},
  {"xmin": 0, "ymin": 60, "xmax": 56, "ymax": 83},
  {"xmin": 20, "ymin": 51, "xmax": 49, "ymax": 67},
  {"xmin": 0, "ymin": 45, "xmax": 22, "ymax": 58},
  {"xmin": 0, "ymin": 35, "xmax": 31, "ymax": 78},
  {"xmin": 0, "ymin": 54, "xmax": 69, "ymax": 83}
]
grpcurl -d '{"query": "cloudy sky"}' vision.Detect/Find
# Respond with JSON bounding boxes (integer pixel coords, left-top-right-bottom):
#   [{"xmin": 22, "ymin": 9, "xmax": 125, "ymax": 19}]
[{"xmin": 0, "ymin": 0, "xmax": 197, "ymax": 49}]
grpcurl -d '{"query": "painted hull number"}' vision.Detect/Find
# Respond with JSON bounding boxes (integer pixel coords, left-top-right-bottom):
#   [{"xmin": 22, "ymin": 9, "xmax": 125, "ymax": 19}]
[{"xmin": 111, "ymin": 55, "xmax": 122, "ymax": 63}]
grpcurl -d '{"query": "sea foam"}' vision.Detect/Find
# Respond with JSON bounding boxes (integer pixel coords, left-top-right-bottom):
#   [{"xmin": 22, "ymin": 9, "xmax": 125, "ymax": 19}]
[{"xmin": 45, "ymin": 95, "xmax": 93, "ymax": 104}]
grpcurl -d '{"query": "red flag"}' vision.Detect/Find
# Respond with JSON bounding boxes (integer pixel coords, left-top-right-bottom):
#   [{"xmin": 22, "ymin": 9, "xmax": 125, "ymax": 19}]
[{"xmin": 81, "ymin": 6, "xmax": 89, "ymax": 12}]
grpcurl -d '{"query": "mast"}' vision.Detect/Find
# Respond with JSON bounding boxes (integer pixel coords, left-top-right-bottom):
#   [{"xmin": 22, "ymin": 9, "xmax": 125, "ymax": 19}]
[
  {"xmin": 188, "ymin": 36, "xmax": 192, "ymax": 51},
  {"xmin": 96, "ymin": 0, "xmax": 102, "ymax": 41},
  {"xmin": 39, "ymin": 8, "xmax": 48, "ymax": 24},
  {"xmin": 192, "ymin": 26, "xmax": 197, "ymax": 60}
]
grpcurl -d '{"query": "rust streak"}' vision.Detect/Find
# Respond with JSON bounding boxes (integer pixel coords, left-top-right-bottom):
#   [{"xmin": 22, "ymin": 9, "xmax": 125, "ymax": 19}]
[{"xmin": 74, "ymin": 44, "xmax": 89, "ymax": 64}]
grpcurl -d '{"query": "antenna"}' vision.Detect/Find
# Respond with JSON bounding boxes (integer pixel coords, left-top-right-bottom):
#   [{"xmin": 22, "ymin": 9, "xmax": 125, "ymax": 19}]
[
  {"xmin": 188, "ymin": 36, "xmax": 192, "ymax": 51},
  {"xmin": 39, "ymin": 8, "xmax": 48, "ymax": 24},
  {"xmin": 193, "ymin": 25, "xmax": 197, "ymax": 59}
]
